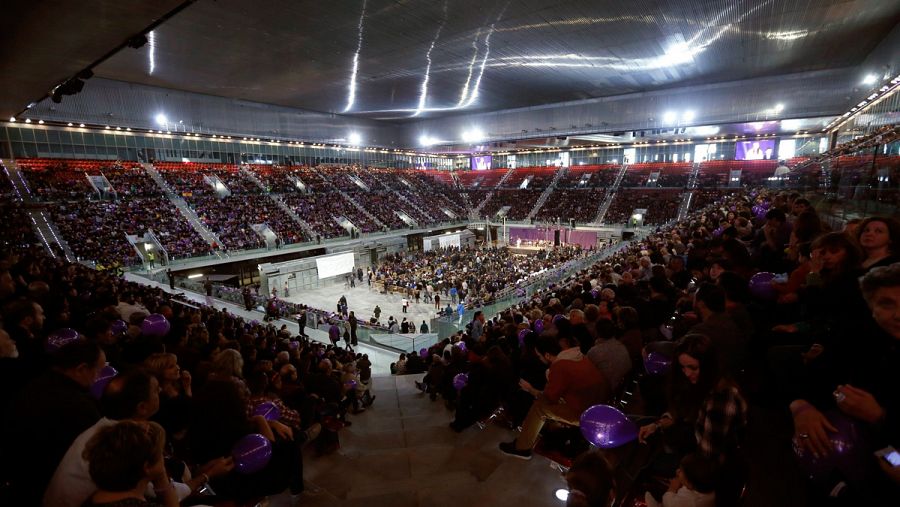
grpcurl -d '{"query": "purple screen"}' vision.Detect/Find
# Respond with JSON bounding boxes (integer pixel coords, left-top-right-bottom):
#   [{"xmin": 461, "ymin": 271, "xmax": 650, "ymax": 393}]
[
  {"xmin": 471, "ymin": 155, "xmax": 492, "ymax": 170},
  {"xmin": 735, "ymin": 140, "xmax": 776, "ymax": 161}
]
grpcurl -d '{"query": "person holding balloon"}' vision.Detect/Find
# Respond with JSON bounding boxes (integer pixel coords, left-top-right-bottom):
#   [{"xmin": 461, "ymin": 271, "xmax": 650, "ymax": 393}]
[
  {"xmin": 636, "ymin": 334, "xmax": 747, "ymax": 505},
  {"xmin": 788, "ymin": 264, "xmax": 900, "ymax": 504},
  {"xmin": 188, "ymin": 378, "xmax": 306, "ymax": 502}
]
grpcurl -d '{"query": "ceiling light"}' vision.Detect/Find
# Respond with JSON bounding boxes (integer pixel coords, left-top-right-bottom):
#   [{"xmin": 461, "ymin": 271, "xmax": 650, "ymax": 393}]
[
  {"xmin": 126, "ymin": 127, "xmax": 131, "ymax": 131},
  {"xmin": 682, "ymin": 111, "xmax": 695, "ymax": 122},
  {"xmin": 25, "ymin": 118, "xmax": 31, "ymax": 123},
  {"xmin": 67, "ymin": 122, "xmax": 73, "ymax": 126},
  {"xmin": 348, "ymin": 132, "xmax": 362, "ymax": 145},
  {"xmin": 461, "ymin": 128, "xmax": 485, "ymax": 143},
  {"xmin": 774, "ymin": 103, "xmax": 784, "ymax": 112},
  {"xmin": 8, "ymin": 117, "xmax": 14, "ymax": 122},
  {"xmin": 155, "ymin": 113, "xmax": 167, "ymax": 126},
  {"xmin": 862, "ymin": 74, "xmax": 877, "ymax": 85},
  {"xmin": 662, "ymin": 111, "xmax": 677, "ymax": 124},
  {"xmin": 38, "ymin": 120, "xmax": 44, "ymax": 124},
  {"xmin": 116, "ymin": 126, "xmax": 121, "ymax": 130},
  {"xmin": 79, "ymin": 123, "xmax": 85, "ymax": 127}
]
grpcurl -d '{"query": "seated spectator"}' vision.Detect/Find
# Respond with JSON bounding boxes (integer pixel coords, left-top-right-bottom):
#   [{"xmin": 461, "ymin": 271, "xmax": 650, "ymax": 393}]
[
  {"xmin": 2, "ymin": 339, "xmax": 105, "ymax": 506},
  {"xmin": 499, "ymin": 334, "xmax": 609, "ymax": 459},
  {"xmin": 80, "ymin": 420, "xmax": 177, "ymax": 507},
  {"xmin": 587, "ymin": 319, "xmax": 632, "ymax": 394},
  {"xmin": 645, "ymin": 453, "xmax": 718, "ymax": 507}
]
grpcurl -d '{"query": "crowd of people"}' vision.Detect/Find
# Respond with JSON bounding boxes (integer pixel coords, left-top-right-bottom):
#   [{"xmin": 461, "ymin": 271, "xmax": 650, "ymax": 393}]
[
  {"xmin": 0, "ymin": 243, "xmax": 375, "ymax": 506},
  {"xmin": 605, "ymin": 189, "xmax": 683, "ymax": 225},
  {"xmin": 395, "ymin": 187, "xmax": 898, "ymax": 506},
  {"xmin": 371, "ymin": 244, "xmax": 588, "ymax": 308}
]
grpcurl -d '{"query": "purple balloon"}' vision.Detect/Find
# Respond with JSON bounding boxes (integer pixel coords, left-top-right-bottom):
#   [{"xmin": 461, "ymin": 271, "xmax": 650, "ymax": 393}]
[
  {"xmin": 111, "ymin": 319, "xmax": 127, "ymax": 335},
  {"xmin": 518, "ymin": 328, "xmax": 530, "ymax": 346},
  {"xmin": 90, "ymin": 365, "xmax": 118, "ymax": 399},
  {"xmin": 419, "ymin": 348, "xmax": 428, "ymax": 357},
  {"xmin": 712, "ymin": 227, "xmax": 724, "ymax": 238},
  {"xmin": 793, "ymin": 410, "xmax": 869, "ymax": 484},
  {"xmin": 590, "ymin": 288, "xmax": 600, "ymax": 299},
  {"xmin": 452, "ymin": 373, "xmax": 468, "ymax": 391},
  {"xmin": 141, "ymin": 314, "xmax": 170, "ymax": 337},
  {"xmin": 579, "ymin": 404, "xmax": 639, "ymax": 449},
  {"xmin": 644, "ymin": 351, "xmax": 672, "ymax": 376},
  {"xmin": 749, "ymin": 272, "xmax": 777, "ymax": 301},
  {"xmin": 553, "ymin": 314, "xmax": 565, "ymax": 324},
  {"xmin": 455, "ymin": 341, "xmax": 467, "ymax": 352},
  {"xmin": 533, "ymin": 319, "xmax": 544, "ymax": 334},
  {"xmin": 345, "ymin": 379, "xmax": 358, "ymax": 390},
  {"xmin": 252, "ymin": 401, "xmax": 281, "ymax": 421},
  {"xmin": 289, "ymin": 340, "xmax": 299, "ymax": 350},
  {"xmin": 232, "ymin": 434, "xmax": 272, "ymax": 474},
  {"xmin": 46, "ymin": 328, "xmax": 80, "ymax": 352}
]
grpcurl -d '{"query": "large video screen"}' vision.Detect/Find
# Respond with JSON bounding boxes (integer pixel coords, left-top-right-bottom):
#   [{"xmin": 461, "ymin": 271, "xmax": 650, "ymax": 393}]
[
  {"xmin": 315, "ymin": 252, "xmax": 355, "ymax": 279},
  {"xmin": 735, "ymin": 139, "xmax": 776, "ymax": 160},
  {"xmin": 471, "ymin": 155, "xmax": 492, "ymax": 170}
]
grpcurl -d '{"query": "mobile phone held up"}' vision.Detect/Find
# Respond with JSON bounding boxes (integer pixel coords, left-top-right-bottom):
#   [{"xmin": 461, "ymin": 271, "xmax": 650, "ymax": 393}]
[{"xmin": 875, "ymin": 446, "xmax": 900, "ymax": 467}]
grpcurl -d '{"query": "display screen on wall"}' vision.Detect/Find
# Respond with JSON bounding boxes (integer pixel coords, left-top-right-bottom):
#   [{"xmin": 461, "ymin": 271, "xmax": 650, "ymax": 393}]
[
  {"xmin": 315, "ymin": 252, "xmax": 355, "ymax": 279},
  {"xmin": 735, "ymin": 140, "xmax": 776, "ymax": 160},
  {"xmin": 471, "ymin": 155, "xmax": 492, "ymax": 170}
]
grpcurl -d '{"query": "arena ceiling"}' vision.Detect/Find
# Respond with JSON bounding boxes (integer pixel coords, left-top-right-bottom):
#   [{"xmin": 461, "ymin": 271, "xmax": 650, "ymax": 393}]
[{"xmin": 4, "ymin": 0, "xmax": 899, "ymax": 125}]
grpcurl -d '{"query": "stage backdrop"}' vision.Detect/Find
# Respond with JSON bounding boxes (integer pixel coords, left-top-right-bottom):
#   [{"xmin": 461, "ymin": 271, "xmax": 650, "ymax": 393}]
[{"xmin": 508, "ymin": 227, "xmax": 597, "ymax": 249}]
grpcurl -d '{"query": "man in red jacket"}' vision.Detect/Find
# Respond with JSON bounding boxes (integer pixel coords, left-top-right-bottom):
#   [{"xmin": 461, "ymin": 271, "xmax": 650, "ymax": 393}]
[{"xmin": 499, "ymin": 334, "xmax": 609, "ymax": 459}]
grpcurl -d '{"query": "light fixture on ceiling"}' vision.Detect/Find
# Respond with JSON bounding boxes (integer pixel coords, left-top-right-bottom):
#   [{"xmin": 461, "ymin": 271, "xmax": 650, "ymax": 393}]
[
  {"xmin": 8, "ymin": 117, "xmax": 15, "ymax": 122},
  {"xmin": 348, "ymin": 132, "xmax": 362, "ymax": 145},
  {"xmin": 461, "ymin": 128, "xmax": 485, "ymax": 143},
  {"xmin": 67, "ymin": 122, "xmax": 73, "ymax": 126},
  {"xmin": 155, "ymin": 113, "xmax": 167, "ymax": 126},
  {"xmin": 862, "ymin": 74, "xmax": 878, "ymax": 85},
  {"xmin": 662, "ymin": 111, "xmax": 677, "ymax": 124},
  {"xmin": 682, "ymin": 111, "xmax": 695, "ymax": 122},
  {"xmin": 25, "ymin": 118, "xmax": 31, "ymax": 123},
  {"xmin": 774, "ymin": 103, "xmax": 784, "ymax": 112},
  {"xmin": 79, "ymin": 123, "xmax": 85, "ymax": 127},
  {"xmin": 38, "ymin": 120, "xmax": 44, "ymax": 124}
]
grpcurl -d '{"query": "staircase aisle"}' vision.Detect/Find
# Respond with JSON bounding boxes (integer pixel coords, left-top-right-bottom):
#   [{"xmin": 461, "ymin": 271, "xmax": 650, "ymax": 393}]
[
  {"xmin": 296, "ymin": 374, "xmax": 564, "ymax": 507},
  {"xmin": 239, "ymin": 166, "xmax": 319, "ymax": 239},
  {"xmin": 592, "ymin": 164, "xmax": 629, "ymax": 224},
  {"xmin": 142, "ymin": 163, "xmax": 225, "ymax": 251}
]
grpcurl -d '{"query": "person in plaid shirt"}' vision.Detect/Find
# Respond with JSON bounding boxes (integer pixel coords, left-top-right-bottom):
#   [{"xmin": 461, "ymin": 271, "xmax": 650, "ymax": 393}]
[{"xmin": 636, "ymin": 334, "xmax": 748, "ymax": 504}]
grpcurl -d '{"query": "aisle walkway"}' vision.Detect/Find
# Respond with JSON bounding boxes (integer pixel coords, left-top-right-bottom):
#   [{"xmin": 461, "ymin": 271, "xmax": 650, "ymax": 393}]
[{"xmin": 295, "ymin": 374, "xmax": 566, "ymax": 507}]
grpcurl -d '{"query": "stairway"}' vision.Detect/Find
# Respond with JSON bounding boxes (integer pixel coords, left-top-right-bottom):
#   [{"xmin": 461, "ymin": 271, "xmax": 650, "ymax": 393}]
[
  {"xmin": 2, "ymin": 159, "xmax": 34, "ymax": 200},
  {"xmin": 394, "ymin": 190, "xmax": 435, "ymax": 223},
  {"xmin": 337, "ymin": 189, "xmax": 385, "ymax": 229},
  {"xmin": 676, "ymin": 162, "xmax": 702, "ymax": 221},
  {"xmin": 239, "ymin": 166, "xmax": 318, "ymax": 239},
  {"xmin": 28, "ymin": 209, "xmax": 77, "ymax": 262},
  {"xmin": 592, "ymin": 164, "xmax": 629, "ymax": 224},
  {"xmin": 526, "ymin": 166, "xmax": 567, "ymax": 220},
  {"xmin": 297, "ymin": 374, "xmax": 565, "ymax": 507},
  {"xmin": 142, "ymin": 163, "xmax": 225, "ymax": 251}
]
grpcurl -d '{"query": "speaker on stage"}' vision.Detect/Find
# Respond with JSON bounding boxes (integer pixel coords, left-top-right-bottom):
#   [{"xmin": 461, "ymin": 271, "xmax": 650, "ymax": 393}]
[
  {"xmin": 622, "ymin": 231, "xmax": 635, "ymax": 240},
  {"xmin": 554, "ymin": 230, "xmax": 561, "ymax": 246}
]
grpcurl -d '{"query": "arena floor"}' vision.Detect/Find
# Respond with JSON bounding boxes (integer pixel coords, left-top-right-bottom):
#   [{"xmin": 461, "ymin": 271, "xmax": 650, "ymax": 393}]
[{"xmin": 282, "ymin": 281, "xmax": 448, "ymax": 332}]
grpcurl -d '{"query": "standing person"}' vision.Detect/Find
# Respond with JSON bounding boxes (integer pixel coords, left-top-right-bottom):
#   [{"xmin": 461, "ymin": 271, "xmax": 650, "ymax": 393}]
[
  {"xmin": 349, "ymin": 312, "xmax": 358, "ymax": 346},
  {"xmin": 420, "ymin": 321, "xmax": 429, "ymax": 333},
  {"xmin": 166, "ymin": 269, "xmax": 175, "ymax": 290},
  {"xmin": 297, "ymin": 310, "xmax": 307, "ymax": 337},
  {"xmin": 415, "ymin": 287, "xmax": 421, "ymax": 304},
  {"xmin": 401, "ymin": 318, "xmax": 410, "ymax": 334},
  {"xmin": 450, "ymin": 286, "xmax": 458, "ymax": 304},
  {"xmin": 343, "ymin": 319, "xmax": 352, "ymax": 351},
  {"xmin": 434, "ymin": 293, "xmax": 441, "ymax": 310},
  {"xmin": 470, "ymin": 311, "xmax": 485, "ymax": 341},
  {"xmin": 402, "ymin": 297, "xmax": 409, "ymax": 314},
  {"xmin": 457, "ymin": 302, "xmax": 465, "ymax": 325},
  {"xmin": 357, "ymin": 267, "xmax": 363, "ymax": 283},
  {"xmin": 242, "ymin": 286, "xmax": 253, "ymax": 311},
  {"xmin": 204, "ymin": 277, "xmax": 214, "ymax": 307},
  {"xmin": 374, "ymin": 305, "xmax": 382, "ymax": 322},
  {"xmin": 283, "ymin": 281, "xmax": 289, "ymax": 298},
  {"xmin": 146, "ymin": 249, "xmax": 155, "ymax": 269},
  {"xmin": 350, "ymin": 276, "xmax": 356, "ymax": 288},
  {"xmin": 328, "ymin": 321, "xmax": 341, "ymax": 348}
]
